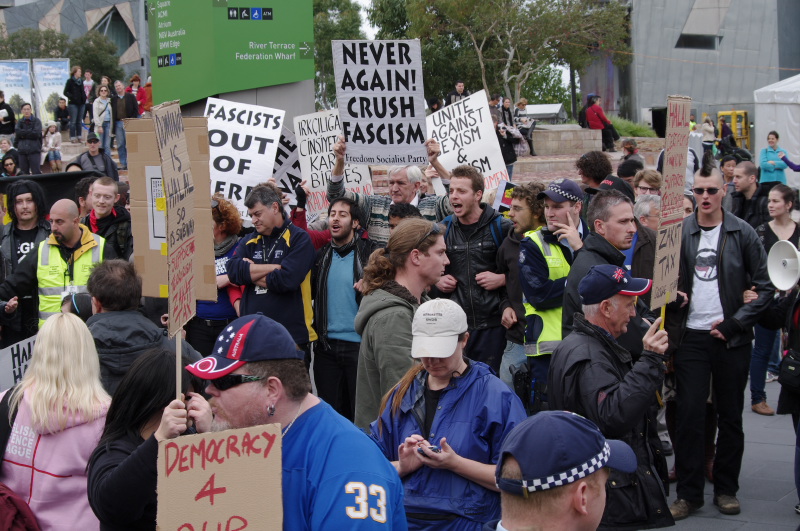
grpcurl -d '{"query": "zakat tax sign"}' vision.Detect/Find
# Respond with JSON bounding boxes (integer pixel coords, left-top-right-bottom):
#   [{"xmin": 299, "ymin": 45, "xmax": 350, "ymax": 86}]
[
  {"xmin": 294, "ymin": 109, "xmax": 372, "ymax": 214},
  {"xmin": 426, "ymin": 90, "xmax": 508, "ymax": 189},
  {"xmin": 333, "ymin": 39, "xmax": 427, "ymax": 166},
  {"xmin": 204, "ymin": 98, "xmax": 285, "ymax": 222}
]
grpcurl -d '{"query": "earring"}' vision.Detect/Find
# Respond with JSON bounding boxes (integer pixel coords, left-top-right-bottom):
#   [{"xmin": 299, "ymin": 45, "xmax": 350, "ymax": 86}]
[{"xmin": 268, "ymin": 404, "xmax": 276, "ymax": 417}]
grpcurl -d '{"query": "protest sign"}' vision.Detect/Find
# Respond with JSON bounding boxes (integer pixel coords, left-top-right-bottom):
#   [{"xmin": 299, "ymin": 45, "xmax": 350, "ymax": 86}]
[
  {"xmin": 492, "ymin": 180, "xmax": 516, "ymax": 218},
  {"xmin": 333, "ymin": 40, "xmax": 427, "ymax": 166},
  {"xmin": 427, "ymin": 90, "xmax": 509, "ymax": 190},
  {"xmin": 0, "ymin": 60, "xmax": 32, "ymax": 126},
  {"xmin": 0, "ymin": 336, "xmax": 35, "ymax": 392},
  {"xmin": 157, "ymin": 424, "xmax": 282, "ymax": 530},
  {"xmin": 151, "ymin": 101, "xmax": 197, "ymax": 336},
  {"xmin": 128, "ymin": 118, "xmax": 217, "ymax": 302},
  {"xmin": 205, "ymin": 98, "xmax": 285, "ymax": 222},
  {"xmin": 294, "ymin": 109, "xmax": 372, "ymax": 214},
  {"xmin": 31, "ymin": 59, "xmax": 70, "ymax": 122},
  {"xmin": 273, "ymin": 126, "xmax": 302, "ymax": 207},
  {"xmin": 651, "ymin": 95, "xmax": 692, "ymax": 309}
]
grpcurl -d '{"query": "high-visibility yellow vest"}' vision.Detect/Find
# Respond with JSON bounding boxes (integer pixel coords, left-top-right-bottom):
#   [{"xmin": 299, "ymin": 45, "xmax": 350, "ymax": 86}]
[
  {"xmin": 36, "ymin": 230, "xmax": 104, "ymax": 327},
  {"xmin": 523, "ymin": 229, "xmax": 571, "ymax": 357}
]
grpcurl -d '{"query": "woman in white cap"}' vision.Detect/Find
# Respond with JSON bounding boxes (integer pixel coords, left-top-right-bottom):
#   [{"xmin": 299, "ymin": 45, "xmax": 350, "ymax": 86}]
[{"xmin": 370, "ymin": 298, "xmax": 526, "ymax": 530}]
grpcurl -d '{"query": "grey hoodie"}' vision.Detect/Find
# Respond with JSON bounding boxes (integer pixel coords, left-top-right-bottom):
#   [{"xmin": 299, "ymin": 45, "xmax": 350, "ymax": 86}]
[{"xmin": 353, "ymin": 281, "xmax": 428, "ymax": 429}]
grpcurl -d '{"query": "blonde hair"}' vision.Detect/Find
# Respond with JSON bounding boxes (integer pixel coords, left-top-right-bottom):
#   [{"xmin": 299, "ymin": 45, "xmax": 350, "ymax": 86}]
[
  {"xmin": 8, "ymin": 313, "xmax": 110, "ymax": 433},
  {"xmin": 633, "ymin": 169, "xmax": 662, "ymax": 190}
]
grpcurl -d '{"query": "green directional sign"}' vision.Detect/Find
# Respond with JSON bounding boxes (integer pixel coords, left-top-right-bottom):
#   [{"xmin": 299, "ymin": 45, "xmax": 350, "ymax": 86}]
[{"xmin": 149, "ymin": 0, "xmax": 314, "ymax": 105}]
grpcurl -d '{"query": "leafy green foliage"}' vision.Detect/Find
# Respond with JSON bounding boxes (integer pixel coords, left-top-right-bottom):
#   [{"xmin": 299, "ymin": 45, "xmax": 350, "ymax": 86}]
[
  {"xmin": 314, "ymin": 0, "xmax": 366, "ymax": 109},
  {"xmin": 65, "ymin": 31, "xmax": 125, "ymax": 84},
  {"xmin": 8, "ymin": 94, "xmax": 24, "ymax": 115},
  {"xmin": 0, "ymin": 28, "xmax": 68, "ymax": 60},
  {"xmin": 611, "ymin": 116, "xmax": 656, "ymax": 138}
]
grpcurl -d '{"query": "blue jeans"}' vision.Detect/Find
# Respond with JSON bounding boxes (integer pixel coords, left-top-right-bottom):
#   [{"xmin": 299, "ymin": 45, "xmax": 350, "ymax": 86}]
[
  {"xmin": 769, "ymin": 335, "xmax": 783, "ymax": 374},
  {"xmin": 114, "ymin": 120, "xmax": 127, "ymax": 166},
  {"xmin": 506, "ymin": 164, "xmax": 514, "ymax": 181},
  {"xmin": 100, "ymin": 121, "xmax": 111, "ymax": 152},
  {"xmin": 498, "ymin": 340, "xmax": 525, "ymax": 389},
  {"xmin": 750, "ymin": 324, "xmax": 778, "ymax": 404},
  {"xmin": 68, "ymin": 104, "xmax": 84, "ymax": 138}
]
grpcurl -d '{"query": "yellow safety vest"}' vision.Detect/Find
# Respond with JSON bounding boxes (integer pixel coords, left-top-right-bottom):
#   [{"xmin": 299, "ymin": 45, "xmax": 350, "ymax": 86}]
[
  {"xmin": 36, "ymin": 230, "xmax": 104, "ymax": 327},
  {"xmin": 523, "ymin": 229, "xmax": 571, "ymax": 357}
]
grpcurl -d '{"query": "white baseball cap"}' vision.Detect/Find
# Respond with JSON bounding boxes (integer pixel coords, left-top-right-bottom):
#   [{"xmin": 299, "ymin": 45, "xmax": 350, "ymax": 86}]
[{"xmin": 411, "ymin": 299, "xmax": 468, "ymax": 358}]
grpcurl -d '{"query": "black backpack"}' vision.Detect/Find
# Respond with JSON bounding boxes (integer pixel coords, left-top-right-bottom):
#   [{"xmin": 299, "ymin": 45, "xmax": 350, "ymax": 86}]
[{"xmin": 577, "ymin": 107, "xmax": 588, "ymax": 128}]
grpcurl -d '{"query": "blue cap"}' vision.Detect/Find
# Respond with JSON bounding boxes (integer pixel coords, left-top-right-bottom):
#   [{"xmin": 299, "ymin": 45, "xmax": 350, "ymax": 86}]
[
  {"xmin": 579, "ymin": 264, "xmax": 652, "ymax": 305},
  {"xmin": 186, "ymin": 314, "xmax": 302, "ymax": 379},
  {"xmin": 496, "ymin": 411, "xmax": 636, "ymax": 495},
  {"xmin": 537, "ymin": 178, "xmax": 583, "ymax": 203}
]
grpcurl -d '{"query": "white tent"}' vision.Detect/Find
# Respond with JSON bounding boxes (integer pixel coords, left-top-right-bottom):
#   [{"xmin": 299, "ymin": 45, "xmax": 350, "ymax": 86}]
[{"xmin": 754, "ymin": 74, "xmax": 800, "ymax": 188}]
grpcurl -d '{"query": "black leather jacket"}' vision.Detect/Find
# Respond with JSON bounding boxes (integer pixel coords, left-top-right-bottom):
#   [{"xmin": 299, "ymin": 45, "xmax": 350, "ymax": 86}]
[
  {"xmin": 729, "ymin": 180, "xmax": 777, "ymax": 230},
  {"xmin": 441, "ymin": 204, "xmax": 512, "ymax": 330},
  {"xmin": 550, "ymin": 313, "xmax": 673, "ymax": 530},
  {"xmin": 671, "ymin": 210, "xmax": 772, "ymax": 349}
]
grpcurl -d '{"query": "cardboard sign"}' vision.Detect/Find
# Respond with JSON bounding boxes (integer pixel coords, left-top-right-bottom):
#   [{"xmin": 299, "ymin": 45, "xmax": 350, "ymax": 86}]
[
  {"xmin": 157, "ymin": 424, "xmax": 283, "ymax": 530},
  {"xmin": 651, "ymin": 95, "xmax": 692, "ymax": 309},
  {"xmin": 205, "ymin": 98, "xmax": 285, "ymax": 222},
  {"xmin": 293, "ymin": 110, "xmax": 372, "ymax": 214},
  {"xmin": 0, "ymin": 337, "xmax": 35, "ymax": 392},
  {"xmin": 273, "ymin": 127, "xmax": 303, "ymax": 207},
  {"xmin": 128, "ymin": 117, "xmax": 217, "ymax": 302},
  {"xmin": 427, "ymin": 90, "xmax": 509, "ymax": 190},
  {"xmin": 151, "ymin": 101, "xmax": 198, "ymax": 335},
  {"xmin": 333, "ymin": 40, "xmax": 427, "ymax": 166}
]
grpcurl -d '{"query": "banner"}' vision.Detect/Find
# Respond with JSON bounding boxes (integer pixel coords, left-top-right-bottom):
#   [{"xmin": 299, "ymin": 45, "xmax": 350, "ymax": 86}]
[
  {"xmin": 152, "ymin": 101, "xmax": 197, "ymax": 335},
  {"xmin": 0, "ymin": 60, "xmax": 32, "ymax": 130},
  {"xmin": 333, "ymin": 39, "xmax": 427, "ymax": 166},
  {"xmin": 0, "ymin": 336, "xmax": 35, "ymax": 392},
  {"xmin": 492, "ymin": 180, "xmax": 516, "ymax": 218},
  {"xmin": 273, "ymin": 127, "xmax": 302, "ymax": 207},
  {"xmin": 31, "ymin": 58, "xmax": 69, "ymax": 123},
  {"xmin": 651, "ymin": 95, "xmax": 692, "ymax": 309},
  {"xmin": 426, "ymin": 90, "xmax": 508, "ymax": 190},
  {"xmin": 293, "ymin": 109, "xmax": 372, "ymax": 214},
  {"xmin": 205, "ymin": 98, "xmax": 285, "ymax": 222},
  {"xmin": 157, "ymin": 424, "xmax": 282, "ymax": 530}
]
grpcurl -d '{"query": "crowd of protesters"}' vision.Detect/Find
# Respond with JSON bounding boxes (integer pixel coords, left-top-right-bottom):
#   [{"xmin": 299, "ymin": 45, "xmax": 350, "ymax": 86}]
[{"xmin": 0, "ymin": 78, "xmax": 799, "ymax": 531}]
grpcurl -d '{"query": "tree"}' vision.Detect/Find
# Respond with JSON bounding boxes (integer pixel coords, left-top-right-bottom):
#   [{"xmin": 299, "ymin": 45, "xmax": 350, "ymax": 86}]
[
  {"xmin": 8, "ymin": 94, "xmax": 24, "ymax": 115},
  {"xmin": 65, "ymin": 31, "xmax": 124, "ymax": 85},
  {"xmin": 405, "ymin": 0, "xmax": 630, "ymax": 103},
  {"xmin": 314, "ymin": 0, "xmax": 366, "ymax": 109},
  {"xmin": 521, "ymin": 66, "xmax": 572, "ymax": 112},
  {"xmin": 44, "ymin": 92, "xmax": 61, "ymax": 121},
  {"xmin": 0, "ymin": 28, "xmax": 68, "ymax": 60}
]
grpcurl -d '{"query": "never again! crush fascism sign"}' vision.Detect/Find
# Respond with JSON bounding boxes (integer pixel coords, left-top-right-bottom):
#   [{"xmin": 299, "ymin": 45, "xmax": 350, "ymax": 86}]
[
  {"xmin": 294, "ymin": 109, "xmax": 372, "ymax": 214},
  {"xmin": 427, "ymin": 90, "xmax": 508, "ymax": 190},
  {"xmin": 333, "ymin": 39, "xmax": 427, "ymax": 166}
]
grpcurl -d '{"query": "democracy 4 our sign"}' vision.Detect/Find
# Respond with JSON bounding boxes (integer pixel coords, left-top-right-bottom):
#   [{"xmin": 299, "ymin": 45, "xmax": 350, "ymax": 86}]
[
  {"xmin": 204, "ymin": 98, "xmax": 285, "ymax": 222},
  {"xmin": 332, "ymin": 39, "xmax": 427, "ymax": 166},
  {"xmin": 427, "ymin": 90, "xmax": 508, "ymax": 190}
]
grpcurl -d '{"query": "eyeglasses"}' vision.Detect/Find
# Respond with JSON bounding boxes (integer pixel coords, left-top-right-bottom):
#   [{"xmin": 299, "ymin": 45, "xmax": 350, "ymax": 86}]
[
  {"xmin": 692, "ymin": 187, "xmax": 720, "ymax": 196},
  {"xmin": 412, "ymin": 223, "xmax": 442, "ymax": 250},
  {"xmin": 211, "ymin": 373, "xmax": 264, "ymax": 391},
  {"xmin": 637, "ymin": 186, "xmax": 660, "ymax": 195}
]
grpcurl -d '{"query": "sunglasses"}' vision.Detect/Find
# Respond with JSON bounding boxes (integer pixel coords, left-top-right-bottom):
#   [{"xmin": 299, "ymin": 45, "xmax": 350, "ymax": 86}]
[
  {"xmin": 413, "ymin": 223, "xmax": 442, "ymax": 250},
  {"xmin": 3, "ymin": 162, "xmax": 14, "ymax": 167},
  {"xmin": 692, "ymin": 187, "xmax": 720, "ymax": 196},
  {"xmin": 211, "ymin": 373, "xmax": 264, "ymax": 391},
  {"xmin": 88, "ymin": 139, "xmax": 100, "ymax": 144}
]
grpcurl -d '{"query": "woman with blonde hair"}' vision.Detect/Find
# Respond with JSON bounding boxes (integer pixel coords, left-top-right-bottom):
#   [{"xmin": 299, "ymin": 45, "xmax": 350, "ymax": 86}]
[
  {"xmin": 0, "ymin": 313, "xmax": 110, "ymax": 529},
  {"xmin": 353, "ymin": 218, "xmax": 449, "ymax": 428}
]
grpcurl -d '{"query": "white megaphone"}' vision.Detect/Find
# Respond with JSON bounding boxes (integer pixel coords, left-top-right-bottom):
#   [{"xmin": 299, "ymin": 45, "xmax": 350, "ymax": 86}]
[{"xmin": 768, "ymin": 239, "xmax": 800, "ymax": 290}]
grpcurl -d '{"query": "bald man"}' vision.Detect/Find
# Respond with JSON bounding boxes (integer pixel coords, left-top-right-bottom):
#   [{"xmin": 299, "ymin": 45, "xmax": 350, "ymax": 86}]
[{"xmin": 0, "ymin": 198, "xmax": 116, "ymax": 328}]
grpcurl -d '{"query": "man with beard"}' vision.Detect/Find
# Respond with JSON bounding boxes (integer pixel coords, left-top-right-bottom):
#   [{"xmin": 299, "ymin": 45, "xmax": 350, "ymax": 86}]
[
  {"xmin": 0, "ymin": 199, "xmax": 115, "ymax": 329},
  {"xmin": 81, "ymin": 176, "xmax": 133, "ymax": 260},
  {"xmin": 0, "ymin": 180, "xmax": 50, "ymax": 344},
  {"xmin": 312, "ymin": 197, "xmax": 378, "ymax": 421},
  {"xmin": 668, "ymin": 169, "xmax": 772, "ymax": 520},
  {"xmin": 186, "ymin": 314, "xmax": 407, "ymax": 530}
]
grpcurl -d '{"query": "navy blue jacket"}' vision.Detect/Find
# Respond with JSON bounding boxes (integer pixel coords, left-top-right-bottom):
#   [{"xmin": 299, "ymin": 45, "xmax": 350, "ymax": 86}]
[{"xmin": 227, "ymin": 219, "xmax": 316, "ymax": 345}]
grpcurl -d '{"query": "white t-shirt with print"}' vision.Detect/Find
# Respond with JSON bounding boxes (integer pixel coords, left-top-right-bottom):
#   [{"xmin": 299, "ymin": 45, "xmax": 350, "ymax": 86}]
[{"xmin": 686, "ymin": 224, "xmax": 724, "ymax": 330}]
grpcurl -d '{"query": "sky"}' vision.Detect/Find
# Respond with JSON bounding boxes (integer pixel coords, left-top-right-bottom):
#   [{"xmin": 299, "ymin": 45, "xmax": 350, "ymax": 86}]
[{"xmin": 354, "ymin": 0, "xmax": 377, "ymax": 39}]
